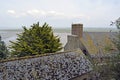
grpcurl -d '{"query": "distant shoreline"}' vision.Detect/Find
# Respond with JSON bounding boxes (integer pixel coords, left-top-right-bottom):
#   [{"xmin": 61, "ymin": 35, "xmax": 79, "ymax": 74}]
[{"xmin": 0, "ymin": 28, "xmax": 118, "ymax": 33}]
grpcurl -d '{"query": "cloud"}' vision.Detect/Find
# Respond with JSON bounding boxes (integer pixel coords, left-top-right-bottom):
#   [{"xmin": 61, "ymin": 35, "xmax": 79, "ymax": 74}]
[
  {"xmin": 7, "ymin": 10, "xmax": 16, "ymax": 14},
  {"xmin": 6, "ymin": 9, "xmax": 90, "ymax": 20},
  {"xmin": 48, "ymin": 11, "xmax": 64, "ymax": 16},
  {"xmin": 26, "ymin": 9, "xmax": 65, "ymax": 18},
  {"xmin": 7, "ymin": 10, "xmax": 27, "ymax": 18},
  {"xmin": 27, "ymin": 9, "xmax": 46, "ymax": 16}
]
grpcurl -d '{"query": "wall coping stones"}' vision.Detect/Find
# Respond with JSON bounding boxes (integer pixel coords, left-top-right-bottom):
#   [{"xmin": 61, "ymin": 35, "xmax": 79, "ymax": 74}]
[{"xmin": 0, "ymin": 51, "xmax": 71, "ymax": 63}]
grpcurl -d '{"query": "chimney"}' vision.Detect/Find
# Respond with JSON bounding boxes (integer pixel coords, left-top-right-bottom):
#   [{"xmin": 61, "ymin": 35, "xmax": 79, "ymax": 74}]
[{"xmin": 72, "ymin": 24, "xmax": 83, "ymax": 38}]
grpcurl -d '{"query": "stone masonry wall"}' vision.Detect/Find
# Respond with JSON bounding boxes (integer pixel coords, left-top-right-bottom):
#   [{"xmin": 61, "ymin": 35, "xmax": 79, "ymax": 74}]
[
  {"xmin": 0, "ymin": 52, "xmax": 92, "ymax": 80},
  {"xmin": 72, "ymin": 24, "xmax": 83, "ymax": 38}
]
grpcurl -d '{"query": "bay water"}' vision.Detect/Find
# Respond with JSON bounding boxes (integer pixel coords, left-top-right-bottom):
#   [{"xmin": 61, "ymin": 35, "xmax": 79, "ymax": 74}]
[{"xmin": 0, "ymin": 28, "xmax": 118, "ymax": 48}]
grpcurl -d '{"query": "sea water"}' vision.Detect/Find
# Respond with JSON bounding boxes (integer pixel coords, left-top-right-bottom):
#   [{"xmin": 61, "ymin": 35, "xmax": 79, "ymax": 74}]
[
  {"xmin": 0, "ymin": 29, "xmax": 70, "ymax": 47},
  {"xmin": 0, "ymin": 28, "xmax": 118, "ymax": 48}
]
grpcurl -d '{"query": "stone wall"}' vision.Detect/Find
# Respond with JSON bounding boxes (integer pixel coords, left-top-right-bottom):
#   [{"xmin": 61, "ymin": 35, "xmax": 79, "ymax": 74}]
[
  {"xmin": 64, "ymin": 35, "xmax": 90, "ymax": 57},
  {"xmin": 0, "ymin": 51, "xmax": 92, "ymax": 80},
  {"xmin": 64, "ymin": 23, "xmax": 90, "ymax": 56},
  {"xmin": 64, "ymin": 35, "xmax": 80, "ymax": 51},
  {"xmin": 72, "ymin": 24, "xmax": 83, "ymax": 38}
]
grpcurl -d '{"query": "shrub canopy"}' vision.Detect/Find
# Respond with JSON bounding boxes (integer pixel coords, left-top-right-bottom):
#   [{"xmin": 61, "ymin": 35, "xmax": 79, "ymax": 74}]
[
  {"xmin": 0, "ymin": 35, "xmax": 8, "ymax": 59},
  {"xmin": 10, "ymin": 22, "xmax": 62, "ymax": 57}
]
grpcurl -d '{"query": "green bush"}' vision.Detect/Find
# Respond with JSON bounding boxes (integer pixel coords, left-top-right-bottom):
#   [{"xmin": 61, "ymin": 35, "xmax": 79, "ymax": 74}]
[
  {"xmin": 10, "ymin": 22, "xmax": 62, "ymax": 57},
  {"xmin": 92, "ymin": 18, "xmax": 120, "ymax": 80},
  {"xmin": 0, "ymin": 35, "xmax": 8, "ymax": 59}
]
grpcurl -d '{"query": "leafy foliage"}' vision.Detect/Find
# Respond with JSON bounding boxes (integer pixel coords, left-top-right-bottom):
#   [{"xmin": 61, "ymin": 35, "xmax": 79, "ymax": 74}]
[
  {"xmin": 113, "ymin": 32, "xmax": 120, "ymax": 54},
  {"xmin": 91, "ymin": 18, "xmax": 120, "ymax": 80},
  {"xmin": 109, "ymin": 31, "xmax": 120, "ymax": 80},
  {"xmin": 10, "ymin": 22, "xmax": 62, "ymax": 57},
  {"xmin": 96, "ymin": 18, "xmax": 120, "ymax": 80},
  {"xmin": 0, "ymin": 35, "xmax": 8, "ymax": 59}
]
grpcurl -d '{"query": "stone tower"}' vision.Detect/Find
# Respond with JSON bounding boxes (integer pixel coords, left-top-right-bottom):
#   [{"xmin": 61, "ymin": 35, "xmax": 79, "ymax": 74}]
[{"xmin": 72, "ymin": 24, "xmax": 83, "ymax": 38}]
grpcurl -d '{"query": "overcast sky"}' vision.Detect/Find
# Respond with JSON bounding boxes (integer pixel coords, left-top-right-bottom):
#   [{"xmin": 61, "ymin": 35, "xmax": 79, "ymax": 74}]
[{"xmin": 0, "ymin": 0, "xmax": 120, "ymax": 29}]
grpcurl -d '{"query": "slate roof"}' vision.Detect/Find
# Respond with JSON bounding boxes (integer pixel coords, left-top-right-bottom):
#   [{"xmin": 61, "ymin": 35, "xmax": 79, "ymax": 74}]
[{"xmin": 81, "ymin": 32, "xmax": 117, "ymax": 54}]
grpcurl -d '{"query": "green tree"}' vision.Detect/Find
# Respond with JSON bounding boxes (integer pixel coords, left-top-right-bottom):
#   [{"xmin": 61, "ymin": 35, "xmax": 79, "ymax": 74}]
[
  {"xmin": 10, "ymin": 22, "xmax": 62, "ymax": 57},
  {"xmin": 0, "ymin": 35, "xmax": 8, "ymax": 59},
  {"xmin": 92, "ymin": 17, "xmax": 120, "ymax": 80},
  {"xmin": 110, "ymin": 17, "xmax": 120, "ymax": 80},
  {"xmin": 112, "ymin": 17, "xmax": 120, "ymax": 53}
]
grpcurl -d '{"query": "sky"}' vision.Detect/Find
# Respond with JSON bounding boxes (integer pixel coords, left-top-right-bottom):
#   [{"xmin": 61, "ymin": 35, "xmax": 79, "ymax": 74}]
[{"xmin": 0, "ymin": 0, "xmax": 120, "ymax": 29}]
